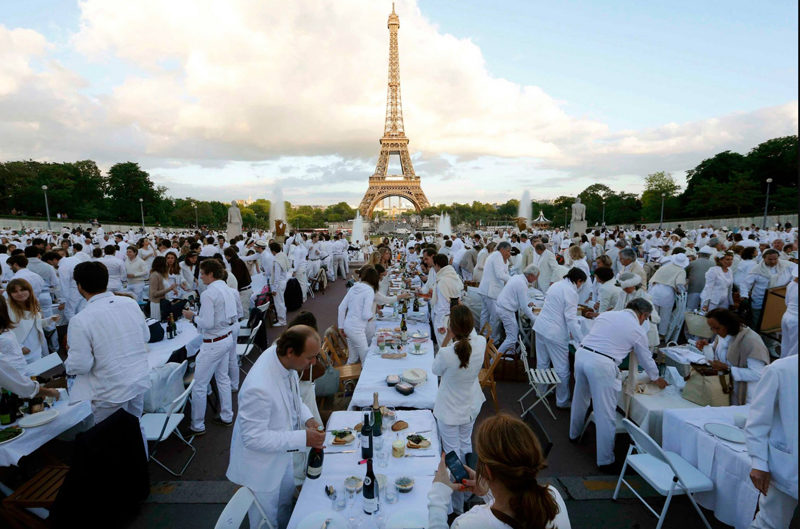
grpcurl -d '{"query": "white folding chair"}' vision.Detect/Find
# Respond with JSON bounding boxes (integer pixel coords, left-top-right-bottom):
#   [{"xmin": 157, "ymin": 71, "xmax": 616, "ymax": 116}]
[
  {"xmin": 579, "ymin": 409, "xmax": 626, "ymax": 441},
  {"xmin": 517, "ymin": 337, "xmax": 560, "ymax": 420},
  {"xmin": 214, "ymin": 487, "xmax": 274, "ymax": 529},
  {"xmin": 239, "ymin": 302, "xmax": 269, "ymax": 338},
  {"xmin": 141, "ymin": 380, "xmax": 197, "ymax": 477},
  {"xmin": 24, "ymin": 353, "xmax": 63, "ymax": 377},
  {"xmin": 237, "ymin": 320, "xmax": 263, "ymax": 374},
  {"xmin": 613, "ymin": 419, "xmax": 713, "ymax": 529}
]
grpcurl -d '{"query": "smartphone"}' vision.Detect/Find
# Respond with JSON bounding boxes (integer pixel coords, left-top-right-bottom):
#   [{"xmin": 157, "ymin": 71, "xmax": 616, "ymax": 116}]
[{"xmin": 444, "ymin": 451, "xmax": 469, "ymax": 484}]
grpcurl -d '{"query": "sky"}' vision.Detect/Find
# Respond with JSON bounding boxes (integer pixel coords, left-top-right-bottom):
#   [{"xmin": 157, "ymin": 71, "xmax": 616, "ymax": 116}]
[{"xmin": 0, "ymin": 0, "xmax": 797, "ymax": 207}]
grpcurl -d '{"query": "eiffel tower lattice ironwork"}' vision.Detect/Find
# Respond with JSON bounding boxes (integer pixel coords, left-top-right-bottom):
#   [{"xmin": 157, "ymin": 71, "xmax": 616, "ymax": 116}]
[{"xmin": 358, "ymin": 3, "xmax": 430, "ymax": 217}]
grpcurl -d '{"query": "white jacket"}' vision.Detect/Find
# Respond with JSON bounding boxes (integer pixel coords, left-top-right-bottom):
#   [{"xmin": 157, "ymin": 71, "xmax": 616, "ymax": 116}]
[
  {"xmin": 700, "ymin": 266, "xmax": 733, "ymax": 309},
  {"xmin": 745, "ymin": 356, "xmax": 798, "ymax": 498},
  {"xmin": 337, "ymin": 282, "xmax": 374, "ymax": 332},
  {"xmin": 534, "ymin": 250, "xmax": 559, "ymax": 293},
  {"xmin": 478, "ymin": 251, "xmax": 510, "ymax": 299},
  {"xmin": 226, "ymin": 345, "xmax": 313, "ymax": 492},
  {"xmin": 431, "ymin": 330, "xmax": 486, "ymax": 425},
  {"xmin": 496, "ymin": 274, "xmax": 536, "ymax": 322},
  {"xmin": 533, "ymin": 279, "xmax": 584, "ymax": 345}
]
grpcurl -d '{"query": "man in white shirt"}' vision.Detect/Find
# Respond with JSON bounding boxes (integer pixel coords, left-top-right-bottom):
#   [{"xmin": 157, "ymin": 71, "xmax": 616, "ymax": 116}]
[
  {"xmin": 226, "ymin": 325, "xmax": 324, "ymax": 529},
  {"xmin": 269, "ymin": 243, "xmax": 290, "ymax": 327},
  {"xmin": 99, "ymin": 245, "xmax": 127, "ymax": 292},
  {"xmin": 330, "ymin": 233, "xmax": 347, "ymax": 282},
  {"xmin": 477, "ymin": 241, "xmax": 512, "ymax": 338},
  {"xmin": 182, "ymin": 259, "xmax": 238, "ymax": 434},
  {"xmin": 65, "ymin": 261, "xmax": 151, "ymax": 427},
  {"xmin": 58, "ymin": 243, "xmax": 90, "ymax": 322},
  {"xmin": 569, "ymin": 298, "xmax": 667, "ymax": 471},
  {"xmin": 532, "ymin": 242, "xmax": 559, "ymax": 293},
  {"xmin": 494, "ymin": 265, "xmax": 539, "ymax": 355},
  {"xmin": 746, "ymin": 355, "xmax": 797, "ymax": 529}
]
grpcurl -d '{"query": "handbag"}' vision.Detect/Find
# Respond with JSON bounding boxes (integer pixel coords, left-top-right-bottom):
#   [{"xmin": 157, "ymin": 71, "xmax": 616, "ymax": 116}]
[
  {"xmin": 681, "ymin": 363, "xmax": 732, "ymax": 406},
  {"xmin": 313, "ymin": 365, "xmax": 340, "ymax": 397},
  {"xmin": 684, "ymin": 311, "xmax": 714, "ymax": 339},
  {"xmin": 146, "ymin": 318, "xmax": 165, "ymax": 343}
]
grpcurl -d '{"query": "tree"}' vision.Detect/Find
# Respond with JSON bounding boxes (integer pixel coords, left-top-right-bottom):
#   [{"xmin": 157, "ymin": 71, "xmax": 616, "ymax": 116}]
[
  {"xmin": 641, "ymin": 171, "xmax": 680, "ymax": 222},
  {"xmin": 106, "ymin": 162, "xmax": 164, "ymax": 223}
]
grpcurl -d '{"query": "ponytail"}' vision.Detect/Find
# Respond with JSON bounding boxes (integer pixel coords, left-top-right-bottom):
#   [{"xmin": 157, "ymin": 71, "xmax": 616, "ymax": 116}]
[
  {"xmin": 448, "ymin": 305, "xmax": 475, "ymax": 369},
  {"xmin": 454, "ymin": 335, "xmax": 471, "ymax": 369}
]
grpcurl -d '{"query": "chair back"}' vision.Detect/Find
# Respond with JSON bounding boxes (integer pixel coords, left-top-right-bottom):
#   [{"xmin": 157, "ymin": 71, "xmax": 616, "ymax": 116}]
[
  {"xmin": 167, "ymin": 380, "xmax": 195, "ymax": 416},
  {"xmin": 480, "ymin": 322, "xmax": 492, "ymax": 340},
  {"xmin": 243, "ymin": 321, "xmax": 263, "ymax": 354},
  {"xmin": 622, "ymin": 419, "xmax": 684, "ymax": 481},
  {"xmin": 480, "ymin": 342, "xmax": 501, "ymax": 384},
  {"xmin": 162, "ymin": 360, "xmax": 188, "ymax": 408},
  {"xmin": 214, "ymin": 487, "xmax": 273, "ymax": 529},
  {"xmin": 518, "ymin": 338, "xmax": 536, "ymax": 384}
]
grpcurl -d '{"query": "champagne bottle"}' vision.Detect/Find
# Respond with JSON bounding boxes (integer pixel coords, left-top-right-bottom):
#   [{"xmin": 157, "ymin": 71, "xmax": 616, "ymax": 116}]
[
  {"xmin": 413, "ymin": 296, "xmax": 419, "ymax": 312},
  {"xmin": 0, "ymin": 391, "xmax": 11, "ymax": 426},
  {"xmin": 371, "ymin": 393, "xmax": 382, "ymax": 437},
  {"xmin": 360, "ymin": 412, "xmax": 373, "ymax": 460},
  {"xmin": 400, "ymin": 313, "xmax": 407, "ymax": 341},
  {"xmin": 305, "ymin": 425, "xmax": 325, "ymax": 480},
  {"xmin": 362, "ymin": 457, "xmax": 378, "ymax": 515},
  {"xmin": 167, "ymin": 313, "xmax": 175, "ymax": 339}
]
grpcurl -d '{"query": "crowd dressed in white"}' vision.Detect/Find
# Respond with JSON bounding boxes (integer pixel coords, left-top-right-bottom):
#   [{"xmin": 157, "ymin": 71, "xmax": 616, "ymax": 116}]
[{"xmin": 0, "ymin": 220, "xmax": 797, "ymax": 529}]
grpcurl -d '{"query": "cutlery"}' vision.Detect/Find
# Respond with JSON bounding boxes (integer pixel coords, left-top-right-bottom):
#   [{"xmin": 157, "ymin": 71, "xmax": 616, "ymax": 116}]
[
  {"xmin": 320, "ymin": 518, "xmax": 332, "ymax": 529},
  {"xmin": 325, "ymin": 449, "xmax": 355, "ymax": 454}
]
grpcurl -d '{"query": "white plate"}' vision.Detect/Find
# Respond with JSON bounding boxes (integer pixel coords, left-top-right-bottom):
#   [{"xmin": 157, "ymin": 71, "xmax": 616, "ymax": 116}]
[
  {"xmin": 0, "ymin": 428, "xmax": 25, "ymax": 445},
  {"xmin": 387, "ymin": 509, "xmax": 427, "ymax": 529},
  {"xmin": 296, "ymin": 511, "xmax": 348, "ymax": 529},
  {"xmin": 410, "ymin": 331, "xmax": 429, "ymax": 339},
  {"xmin": 18, "ymin": 409, "xmax": 59, "ymax": 428},
  {"xmin": 408, "ymin": 346, "xmax": 427, "ymax": 355},
  {"xmin": 703, "ymin": 422, "xmax": 746, "ymax": 444}
]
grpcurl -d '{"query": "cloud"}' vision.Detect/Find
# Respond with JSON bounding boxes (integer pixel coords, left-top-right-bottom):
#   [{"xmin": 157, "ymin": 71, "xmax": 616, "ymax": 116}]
[{"xmin": 0, "ymin": 2, "xmax": 796, "ymax": 206}]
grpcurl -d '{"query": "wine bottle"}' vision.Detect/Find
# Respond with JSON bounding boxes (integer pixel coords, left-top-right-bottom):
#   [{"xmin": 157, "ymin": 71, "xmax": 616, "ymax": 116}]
[
  {"xmin": 167, "ymin": 313, "xmax": 175, "ymax": 339},
  {"xmin": 305, "ymin": 425, "xmax": 325, "ymax": 480},
  {"xmin": 362, "ymin": 457, "xmax": 378, "ymax": 515},
  {"xmin": 413, "ymin": 296, "xmax": 419, "ymax": 312},
  {"xmin": 0, "ymin": 391, "xmax": 11, "ymax": 426},
  {"xmin": 360, "ymin": 412, "xmax": 373, "ymax": 460},
  {"xmin": 372, "ymin": 393, "xmax": 382, "ymax": 437}
]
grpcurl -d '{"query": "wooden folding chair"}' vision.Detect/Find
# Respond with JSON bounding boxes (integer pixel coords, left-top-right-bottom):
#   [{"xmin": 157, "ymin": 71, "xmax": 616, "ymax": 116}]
[
  {"xmin": 1, "ymin": 466, "xmax": 69, "ymax": 529},
  {"xmin": 479, "ymin": 340, "xmax": 501, "ymax": 411},
  {"xmin": 318, "ymin": 341, "xmax": 361, "ymax": 394},
  {"xmin": 324, "ymin": 326, "xmax": 349, "ymax": 366},
  {"xmin": 479, "ymin": 322, "xmax": 492, "ymax": 341}
]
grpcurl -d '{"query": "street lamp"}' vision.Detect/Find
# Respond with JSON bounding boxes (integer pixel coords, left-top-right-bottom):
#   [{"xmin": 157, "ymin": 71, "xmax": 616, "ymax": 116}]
[
  {"xmin": 659, "ymin": 193, "xmax": 665, "ymax": 229},
  {"xmin": 139, "ymin": 198, "xmax": 145, "ymax": 230},
  {"xmin": 193, "ymin": 202, "xmax": 199, "ymax": 229},
  {"xmin": 564, "ymin": 207, "xmax": 568, "ymax": 230},
  {"xmin": 41, "ymin": 185, "xmax": 51, "ymax": 231},
  {"xmin": 762, "ymin": 178, "xmax": 773, "ymax": 229},
  {"xmin": 601, "ymin": 199, "xmax": 606, "ymax": 226}
]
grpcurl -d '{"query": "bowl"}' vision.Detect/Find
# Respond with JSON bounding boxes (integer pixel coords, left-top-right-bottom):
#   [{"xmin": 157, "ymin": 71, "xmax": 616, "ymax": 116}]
[
  {"xmin": 394, "ymin": 476, "xmax": 414, "ymax": 493},
  {"xmin": 344, "ymin": 476, "xmax": 363, "ymax": 493}
]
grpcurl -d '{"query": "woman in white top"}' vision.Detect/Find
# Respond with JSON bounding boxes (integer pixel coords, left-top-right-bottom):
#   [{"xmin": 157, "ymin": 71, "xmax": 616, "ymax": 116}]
[
  {"xmin": 566, "ymin": 245, "xmax": 591, "ymax": 305},
  {"xmin": 700, "ymin": 251, "xmax": 734, "ymax": 312},
  {"xmin": 125, "ymin": 246, "xmax": 149, "ymax": 302},
  {"xmin": 5, "ymin": 278, "xmax": 56, "ymax": 364},
  {"xmin": 696, "ymin": 308, "xmax": 769, "ymax": 405},
  {"xmin": 337, "ymin": 266, "xmax": 378, "ymax": 364},
  {"xmin": 428, "ymin": 414, "xmax": 570, "ymax": 529},
  {"xmin": 137, "ymin": 237, "xmax": 155, "ymax": 268},
  {"xmin": 733, "ymin": 246, "xmax": 758, "ymax": 299},
  {"xmin": 780, "ymin": 266, "xmax": 798, "ymax": 358},
  {"xmin": 0, "ymin": 296, "xmax": 28, "ymax": 373},
  {"xmin": 431, "ymin": 305, "xmax": 486, "ymax": 513}
]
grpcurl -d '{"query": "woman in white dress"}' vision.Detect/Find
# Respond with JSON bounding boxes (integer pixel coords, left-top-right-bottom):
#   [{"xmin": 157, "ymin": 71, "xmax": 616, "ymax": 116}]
[
  {"xmin": 137, "ymin": 237, "xmax": 155, "ymax": 268},
  {"xmin": 124, "ymin": 246, "xmax": 149, "ymax": 302},
  {"xmin": 566, "ymin": 245, "xmax": 591, "ymax": 305},
  {"xmin": 0, "ymin": 296, "xmax": 28, "ymax": 373},
  {"xmin": 700, "ymin": 251, "xmax": 734, "ymax": 312},
  {"xmin": 5, "ymin": 278, "xmax": 55, "ymax": 364},
  {"xmin": 337, "ymin": 266, "xmax": 378, "ymax": 364},
  {"xmin": 428, "ymin": 414, "xmax": 570, "ymax": 529},
  {"xmin": 431, "ymin": 305, "xmax": 486, "ymax": 513}
]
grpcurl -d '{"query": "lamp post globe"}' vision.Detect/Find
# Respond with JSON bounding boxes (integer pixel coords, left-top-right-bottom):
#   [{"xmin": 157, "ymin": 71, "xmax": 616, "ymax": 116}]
[{"xmin": 41, "ymin": 185, "xmax": 51, "ymax": 231}]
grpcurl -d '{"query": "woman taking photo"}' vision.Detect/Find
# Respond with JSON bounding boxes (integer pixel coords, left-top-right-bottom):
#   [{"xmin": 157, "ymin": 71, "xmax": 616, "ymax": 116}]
[
  {"xmin": 431, "ymin": 305, "xmax": 486, "ymax": 513},
  {"xmin": 149, "ymin": 256, "xmax": 178, "ymax": 321},
  {"xmin": 696, "ymin": 308, "xmax": 769, "ymax": 404},
  {"xmin": 429, "ymin": 413, "xmax": 570, "ymax": 528},
  {"xmin": 532, "ymin": 267, "xmax": 587, "ymax": 408},
  {"xmin": 700, "ymin": 250, "xmax": 734, "ymax": 312},
  {"xmin": 5, "ymin": 278, "xmax": 55, "ymax": 364},
  {"xmin": 337, "ymin": 266, "xmax": 378, "ymax": 364}
]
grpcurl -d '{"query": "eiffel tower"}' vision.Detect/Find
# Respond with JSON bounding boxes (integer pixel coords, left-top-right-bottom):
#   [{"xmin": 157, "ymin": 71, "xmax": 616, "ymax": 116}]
[{"xmin": 358, "ymin": 3, "xmax": 430, "ymax": 217}]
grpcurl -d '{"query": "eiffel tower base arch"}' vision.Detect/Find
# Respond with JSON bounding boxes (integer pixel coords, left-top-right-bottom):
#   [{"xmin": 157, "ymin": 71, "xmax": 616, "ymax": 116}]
[{"xmin": 359, "ymin": 177, "xmax": 430, "ymax": 217}]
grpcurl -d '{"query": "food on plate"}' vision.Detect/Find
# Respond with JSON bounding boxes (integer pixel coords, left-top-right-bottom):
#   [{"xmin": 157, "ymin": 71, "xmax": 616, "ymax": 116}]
[
  {"xmin": 401, "ymin": 368, "xmax": 427, "ymax": 385},
  {"xmin": 386, "ymin": 374, "xmax": 400, "ymax": 386},
  {"xmin": 395, "ymin": 382, "xmax": 414, "ymax": 395},
  {"xmin": 395, "ymin": 476, "xmax": 415, "ymax": 493},
  {"xmin": 381, "ymin": 352, "xmax": 406, "ymax": 359},
  {"xmin": 0, "ymin": 427, "xmax": 23, "ymax": 443},
  {"xmin": 380, "ymin": 406, "xmax": 396, "ymax": 418},
  {"xmin": 406, "ymin": 434, "xmax": 431, "ymax": 449},
  {"xmin": 354, "ymin": 422, "xmax": 363, "ymax": 432},
  {"xmin": 331, "ymin": 429, "xmax": 355, "ymax": 444},
  {"xmin": 391, "ymin": 420, "xmax": 408, "ymax": 431}
]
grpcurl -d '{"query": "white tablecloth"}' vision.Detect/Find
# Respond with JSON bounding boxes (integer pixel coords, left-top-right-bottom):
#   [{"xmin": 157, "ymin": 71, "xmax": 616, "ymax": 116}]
[
  {"xmin": 324, "ymin": 410, "xmax": 440, "ymax": 476},
  {"xmin": 662, "ymin": 406, "xmax": 758, "ymax": 529},
  {"xmin": 348, "ymin": 317, "xmax": 436, "ymax": 411},
  {"xmin": 146, "ymin": 320, "xmax": 200, "ymax": 369},
  {"xmin": 618, "ymin": 385, "xmax": 700, "ymax": 443},
  {"xmin": 286, "ymin": 472, "xmax": 433, "ymax": 529},
  {"xmin": 0, "ymin": 395, "xmax": 92, "ymax": 467}
]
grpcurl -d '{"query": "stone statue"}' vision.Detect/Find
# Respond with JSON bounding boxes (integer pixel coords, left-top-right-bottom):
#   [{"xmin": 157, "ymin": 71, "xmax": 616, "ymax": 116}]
[
  {"xmin": 569, "ymin": 197, "xmax": 587, "ymax": 236},
  {"xmin": 226, "ymin": 201, "xmax": 243, "ymax": 239}
]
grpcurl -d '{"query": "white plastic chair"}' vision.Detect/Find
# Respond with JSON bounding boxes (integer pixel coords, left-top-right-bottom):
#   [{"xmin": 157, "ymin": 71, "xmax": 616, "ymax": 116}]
[
  {"xmin": 214, "ymin": 487, "xmax": 274, "ymax": 529},
  {"xmin": 517, "ymin": 337, "xmax": 560, "ymax": 420},
  {"xmin": 237, "ymin": 320, "xmax": 263, "ymax": 374},
  {"xmin": 239, "ymin": 302, "xmax": 269, "ymax": 338},
  {"xmin": 141, "ymin": 380, "xmax": 196, "ymax": 477},
  {"xmin": 579, "ymin": 409, "xmax": 627, "ymax": 442},
  {"xmin": 613, "ymin": 419, "xmax": 713, "ymax": 529}
]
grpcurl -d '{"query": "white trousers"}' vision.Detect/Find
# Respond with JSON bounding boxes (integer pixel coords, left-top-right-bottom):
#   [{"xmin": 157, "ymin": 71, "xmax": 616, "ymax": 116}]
[
  {"xmin": 686, "ymin": 292, "xmax": 701, "ymax": 311},
  {"xmin": 749, "ymin": 485, "xmax": 798, "ymax": 529},
  {"xmin": 228, "ymin": 326, "xmax": 241, "ymax": 392},
  {"xmin": 496, "ymin": 307, "xmax": 518, "ymax": 355},
  {"xmin": 653, "ymin": 302, "xmax": 672, "ymax": 336},
  {"xmin": 479, "ymin": 295, "xmax": 496, "ymax": 336},
  {"xmin": 308, "ymin": 260, "xmax": 321, "ymax": 284},
  {"xmin": 272, "ymin": 282, "xmax": 287, "ymax": 324},
  {"xmin": 127, "ymin": 282, "xmax": 145, "ymax": 302},
  {"xmin": 780, "ymin": 311, "xmax": 797, "ymax": 358},
  {"xmin": 250, "ymin": 463, "xmax": 296, "ymax": 529},
  {"xmin": 150, "ymin": 301, "xmax": 162, "ymax": 322},
  {"xmin": 535, "ymin": 333, "xmax": 571, "ymax": 407},
  {"xmin": 569, "ymin": 349, "xmax": 620, "ymax": 465},
  {"xmin": 344, "ymin": 325, "xmax": 369, "ymax": 364},
  {"xmin": 191, "ymin": 335, "xmax": 234, "ymax": 431},
  {"xmin": 436, "ymin": 418, "xmax": 474, "ymax": 513},
  {"xmin": 332, "ymin": 255, "xmax": 346, "ymax": 281}
]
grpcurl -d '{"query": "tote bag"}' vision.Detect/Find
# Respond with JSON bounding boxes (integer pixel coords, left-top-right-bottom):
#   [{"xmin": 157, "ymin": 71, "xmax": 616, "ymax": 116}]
[{"xmin": 681, "ymin": 364, "xmax": 731, "ymax": 406}]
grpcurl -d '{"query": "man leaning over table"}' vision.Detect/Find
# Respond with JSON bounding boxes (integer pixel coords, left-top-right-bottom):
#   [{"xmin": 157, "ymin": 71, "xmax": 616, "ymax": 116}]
[
  {"xmin": 226, "ymin": 325, "xmax": 324, "ymax": 529},
  {"xmin": 746, "ymin": 355, "xmax": 798, "ymax": 529},
  {"xmin": 65, "ymin": 261, "xmax": 151, "ymax": 428}
]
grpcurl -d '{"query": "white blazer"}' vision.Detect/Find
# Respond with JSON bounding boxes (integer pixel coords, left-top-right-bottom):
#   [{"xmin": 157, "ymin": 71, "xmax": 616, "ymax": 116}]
[
  {"xmin": 431, "ymin": 330, "xmax": 486, "ymax": 425},
  {"xmin": 477, "ymin": 251, "xmax": 510, "ymax": 299},
  {"xmin": 226, "ymin": 345, "xmax": 313, "ymax": 492},
  {"xmin": 533, "ymin": 279, "xmax": 584, "ymax": 345},
  {"xmin": 535, "ymin": 250, "xmax": 559, "ymax": 293}
]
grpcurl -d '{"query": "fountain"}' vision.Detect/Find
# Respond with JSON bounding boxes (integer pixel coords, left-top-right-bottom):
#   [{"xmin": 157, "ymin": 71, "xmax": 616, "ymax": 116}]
[
  {"xmin": 269, "ymin": 187, "xmax": 288, "ymax": 242},
  {"xmin": 437, "ymin": 212, "xmax": 452, "ymax": 237},
  {"xmin": 351, "ymin": 211, "xmax": 365, "ymax": 246},
  {"xmin": 516, "ymin": 190, "xmax": 532, "ymax": 231}
]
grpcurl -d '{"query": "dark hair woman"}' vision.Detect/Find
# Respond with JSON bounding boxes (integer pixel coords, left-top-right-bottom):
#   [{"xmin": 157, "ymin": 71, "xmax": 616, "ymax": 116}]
[{"xmin": 149, "ymin": 256, "xmax": 177, "ymax": 321}]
